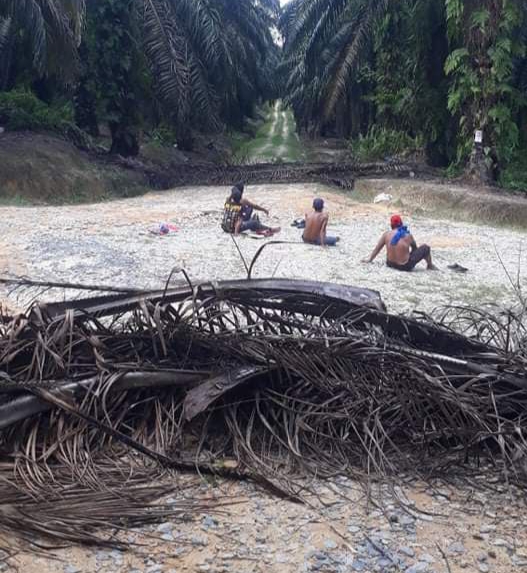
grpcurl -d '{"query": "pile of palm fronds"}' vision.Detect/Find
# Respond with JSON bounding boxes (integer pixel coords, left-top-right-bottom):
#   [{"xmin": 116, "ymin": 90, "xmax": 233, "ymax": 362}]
[
  {"xmin": 0, "ymin": 276, "xmax": 526, "ymax": 550},
  {"xmin": 118, "ymin": 157, "xmax": 431, "ymax": 191}
]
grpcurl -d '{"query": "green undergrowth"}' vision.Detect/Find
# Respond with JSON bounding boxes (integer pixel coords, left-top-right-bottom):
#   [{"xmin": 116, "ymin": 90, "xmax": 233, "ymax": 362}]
[
  {"xmin": 0, "ymin": 89, "xmax": 71, "ymax": 129},
  {"xmin": 0, "ymin": 194, "xmax": 32, "ymax": 207},
  {"xmin": 500, "ymin": 152, "xmax": 527, "ymax": 194},
  {"xmin": 0, "ymin": 88, "xmax": 91, "ymax": 149},
  {"xmin": 229, "ymin": 106, "xmax": 270, "ymax": 157},
  {"xmin": 350, "ymin": 126, "xmax": 424, "ymax": 162}
]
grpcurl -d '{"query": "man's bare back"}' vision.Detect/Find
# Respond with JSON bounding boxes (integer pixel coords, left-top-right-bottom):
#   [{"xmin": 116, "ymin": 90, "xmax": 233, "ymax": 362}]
[
  {"xmin": 384, "ymin": 230, "xmax": 415, "ymax": 266},
  {"xmin": 303, "ymin": 211, "xmax": 328, "ymax": 243},
  {"xmin": 301, "ymin": 198, "xmax": 340, "ymax": 246}
]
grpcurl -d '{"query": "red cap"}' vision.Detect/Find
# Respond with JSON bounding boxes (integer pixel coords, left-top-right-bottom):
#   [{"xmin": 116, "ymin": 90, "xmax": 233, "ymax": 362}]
[{"xmin": 390, "ymin": 214, "xmax": 403, "ymax": 228}]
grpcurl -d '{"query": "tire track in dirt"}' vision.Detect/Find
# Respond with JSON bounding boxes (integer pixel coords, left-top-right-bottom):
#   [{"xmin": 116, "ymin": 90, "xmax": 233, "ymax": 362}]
[{"xmin": 245, "ymin": 102, "xmax": 305, "ymax": 163}]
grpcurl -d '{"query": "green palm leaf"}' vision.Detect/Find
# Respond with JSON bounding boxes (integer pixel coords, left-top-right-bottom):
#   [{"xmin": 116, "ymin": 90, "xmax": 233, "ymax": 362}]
[{"xmin": 4, "ymin": 0, "xmax": 85, "ymax": 76}]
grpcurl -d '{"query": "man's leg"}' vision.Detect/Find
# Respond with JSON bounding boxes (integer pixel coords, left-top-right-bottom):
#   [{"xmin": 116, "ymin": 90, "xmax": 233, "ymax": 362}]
[
  {"xmin": 408, "ymin": 245, "xmax": 438, "ymax": 270},
  {"xmin": 419, "ymin": 244, "xmax": 439, "ymax": 270},
  {"xmin": 424, "ymin": 246, "xmax": 439, "ymax": 270},
  {"xmin": 241, "ymin": 219, "xmax": 281, "ymax": 235},
  {"xmin": 240, "ymin": 219, "xmax": 268, "ymax": 232},
  {"xmin": 323, "ymin": 236, "xmax": 340, "ymax": 247}
]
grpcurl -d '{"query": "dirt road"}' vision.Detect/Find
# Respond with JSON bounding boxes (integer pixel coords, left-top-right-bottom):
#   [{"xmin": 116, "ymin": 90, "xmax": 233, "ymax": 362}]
[
  {"xmin": 236, "ymin": 102, "xmax": 306, "ymax": 163},
  {"xmin": 2, "ymin": 180, "xmax": 527, "ymax": 573},
  {"xmin": 1, "ymin": 181, "xmax": 525, "ymax": 314}
]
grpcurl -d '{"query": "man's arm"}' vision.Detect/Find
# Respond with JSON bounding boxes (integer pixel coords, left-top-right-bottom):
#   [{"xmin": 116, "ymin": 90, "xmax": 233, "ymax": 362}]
[
  {"xmin": 409, "ymin": 235, "xmax": 417, "ymax": 252},
  {"xmin": 320, "ymin": 215, "xmax": 328, "ymax": 246},
  {"xmin": 234, "ymin": 218, "xmax": 242, "ymax": 235},
  {"xmin": 362, "ymin": 233, "xmax": 387, "ymax": 263},
  {"xmin": 243, "ymin": 199, "xmax": 269, "ymax": 216}
]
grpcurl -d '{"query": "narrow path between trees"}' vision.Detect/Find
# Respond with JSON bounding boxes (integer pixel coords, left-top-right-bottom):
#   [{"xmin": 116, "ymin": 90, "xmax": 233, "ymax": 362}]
[{"xmin": 239, "ymin": 102, "xmax": 306, "ymax": 163}]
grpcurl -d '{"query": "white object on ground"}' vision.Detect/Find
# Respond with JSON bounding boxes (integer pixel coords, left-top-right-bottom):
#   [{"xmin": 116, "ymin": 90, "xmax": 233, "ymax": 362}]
[{"xmin": 373, "ymin": 193, "xmax": 393, "ymax": 204}]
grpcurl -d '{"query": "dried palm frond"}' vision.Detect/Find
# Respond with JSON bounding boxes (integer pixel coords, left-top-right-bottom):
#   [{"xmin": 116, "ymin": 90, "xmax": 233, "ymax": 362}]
[
  {"xmin": 0, "ymin": 276, "xmax": 526, "ymax": 552},
  {"xmin": 120, "ymin": 156, "xmax": 427, "ymax": 190},
  {"xmin": 0, "ymin": 468, "xmax": 213, "ymax": 551}
]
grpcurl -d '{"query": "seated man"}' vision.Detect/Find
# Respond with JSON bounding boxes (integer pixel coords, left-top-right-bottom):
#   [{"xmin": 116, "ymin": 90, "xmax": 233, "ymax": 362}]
[
  {"xmin": 362, "ymin": 214, "xmax": 438, "ymax": 271},
  {"xmin": 221, "ymin": 184, "xmax": 280, "ymax": 235},
  {"xmin": 302, "ymin": 198, "xmax": 340, "ymax": 246}
]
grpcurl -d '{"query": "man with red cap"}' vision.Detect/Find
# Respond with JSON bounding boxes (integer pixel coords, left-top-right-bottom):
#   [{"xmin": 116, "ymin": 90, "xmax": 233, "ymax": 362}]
[{"xmin": 362, "ymin": 214, "xmax": 438, "ymax": 271}]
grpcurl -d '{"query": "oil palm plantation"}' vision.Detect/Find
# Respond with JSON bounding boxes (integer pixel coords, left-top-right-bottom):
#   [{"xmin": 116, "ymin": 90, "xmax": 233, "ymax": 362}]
[
  {"xmin": 1, "ymin": 0, "xmax": 280, "ymax": 154},
  {"xmin": 281, "ymin": 0, "xmax": 527, "ymax": 178},
  {"xmin": 76, "ymin": 0, "xmax": 280, "ymax": 153},
  {"xmin": 140, "ymin": 0, "xmax": 280, "ymax": 140}
]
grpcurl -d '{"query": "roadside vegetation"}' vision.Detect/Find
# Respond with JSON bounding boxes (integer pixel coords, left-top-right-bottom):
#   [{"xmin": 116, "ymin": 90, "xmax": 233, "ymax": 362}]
[
  {"xmin": 349, "ymin": 127, "xmax": 424, "ymax": 162},
  {"xmin": 280, "ymin": 0, "xmax": 527, "ymax": 188}
]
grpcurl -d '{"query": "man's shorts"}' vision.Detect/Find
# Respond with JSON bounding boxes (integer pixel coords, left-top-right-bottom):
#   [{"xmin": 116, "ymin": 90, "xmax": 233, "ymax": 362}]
[
  {"xmin": 240, "ymin": 219, "xmax": 265, "ymax": 233},
  {"xmin": 302, "ymin": 235, "xmax": 339, "ymax": 247}
]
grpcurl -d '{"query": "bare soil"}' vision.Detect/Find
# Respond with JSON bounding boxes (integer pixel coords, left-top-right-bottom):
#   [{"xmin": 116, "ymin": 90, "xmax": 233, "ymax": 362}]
[
  {"xmin": 355, "ymin": 178, "xmax": 527, "ymax": 229},
  {"xmin": 0, "ymin": 132, "xmax": 152, "ymax": 204}
]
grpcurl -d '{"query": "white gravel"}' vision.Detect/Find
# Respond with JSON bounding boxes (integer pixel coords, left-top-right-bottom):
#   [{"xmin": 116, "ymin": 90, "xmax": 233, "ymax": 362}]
[{"xmin": 0, "ymin": 182, "xmax": 526, "ymax": 314}]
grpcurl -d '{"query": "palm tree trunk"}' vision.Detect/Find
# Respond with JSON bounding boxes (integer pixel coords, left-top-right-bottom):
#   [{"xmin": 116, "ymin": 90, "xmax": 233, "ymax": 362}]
[
  {"xmin": 177, "ymin": 125, "xmax": 194, "ymax": 151},
  {"xmin": 466, "ymin": 134, "xmax": 494, "ymax": 185},
  {"xmin": 109, "ymin": 122, "xmax": 140, "ymax": 157},
  {"xmin": 350, "ymin": 83, "xmax": 361, "ymax": 139},
  {"xmin": 0, "ymin": 32, "xmax": 14, "ymax": 90}
]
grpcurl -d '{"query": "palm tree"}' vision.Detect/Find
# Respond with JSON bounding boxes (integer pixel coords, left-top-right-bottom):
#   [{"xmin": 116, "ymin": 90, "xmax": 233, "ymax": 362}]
[
  {"xmin": 1, "ymin": 0, "xmax": 279, "ymax": 155},
  {"xmin": 74, "ymin": 0, "xmax": 280, "ymax": 154},
  {"xmin": 280, "ymin": 0, "xmax": 389, "ymax": 136},
  {"xmin": 281, "ymin": 0, "xmax": 526, "ymax": 179},
  {"xmin": 444, "ymin": 0, "xmax": 526, "ymax": 180},
  {"xmin": 0, "ymin": 0, "xmax": 85, "ymax": 83},
  {"xmin": 140, "ymin": 0, "xmax": 279, "ymax": 145},
  {"xmin": 280, "ymin": 0, "xmax": 449, "ymax": 135},
  {"xmin": 0, "ymin": 17, "xmax": 10, "ymax": 51}
]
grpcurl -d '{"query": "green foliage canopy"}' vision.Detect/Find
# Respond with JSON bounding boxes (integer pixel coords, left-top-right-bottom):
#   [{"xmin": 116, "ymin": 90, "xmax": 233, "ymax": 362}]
[{"xmin": 281, "ymin": 0, "xmax": 527, "ymax": 179}]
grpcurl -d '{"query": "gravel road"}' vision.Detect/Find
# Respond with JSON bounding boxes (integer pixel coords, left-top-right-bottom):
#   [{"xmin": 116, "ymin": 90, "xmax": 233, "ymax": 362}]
[
  {"xmin": 1, "ymin": 182, "xmax": 525, "ymax": 314},
  {"xmin": 10, "ymin": 473, "xmax": 527, "ymax": 573},
  {"xmin": 2, "ymin": 180, "xmax": 527, "ymax": 573}
]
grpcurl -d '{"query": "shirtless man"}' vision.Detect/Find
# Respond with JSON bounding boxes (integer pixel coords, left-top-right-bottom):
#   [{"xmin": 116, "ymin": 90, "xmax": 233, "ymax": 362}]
[
  {"xmin": 362, "ymin": 214, "xmax": 438, "ymax": 271},
  {"xmin": 302, "ymin": 198, "xmax": 340, "ymax": 247}
]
